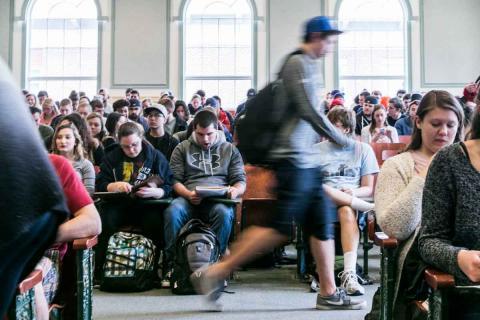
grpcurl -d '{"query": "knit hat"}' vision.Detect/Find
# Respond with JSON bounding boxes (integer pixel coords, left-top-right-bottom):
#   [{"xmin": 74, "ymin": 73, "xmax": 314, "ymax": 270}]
[
  {"xmin": 410, "ymin": 93, "xmax": 423, "ymax": 102},
  {"xmin": 330, "ymin": 97, "xmax": 344, "ymax": 108}
]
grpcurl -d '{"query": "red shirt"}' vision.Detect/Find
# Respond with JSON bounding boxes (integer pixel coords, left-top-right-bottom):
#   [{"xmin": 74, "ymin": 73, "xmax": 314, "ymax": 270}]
[{"xmin": 48, "ymin": 154, "xmax": 92, "ymax": 214}]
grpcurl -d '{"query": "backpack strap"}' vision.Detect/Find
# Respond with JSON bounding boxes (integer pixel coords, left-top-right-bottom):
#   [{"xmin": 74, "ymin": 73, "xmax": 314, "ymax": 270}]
[{"xmin": 277, "ymin": 49, "xmax": 304, "ymax": 79}]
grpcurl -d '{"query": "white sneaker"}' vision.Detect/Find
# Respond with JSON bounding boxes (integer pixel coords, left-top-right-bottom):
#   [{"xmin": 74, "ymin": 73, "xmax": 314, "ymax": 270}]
[{"xmin": 338, "ymin": 271, "xmax": 365, "ymax": 296}]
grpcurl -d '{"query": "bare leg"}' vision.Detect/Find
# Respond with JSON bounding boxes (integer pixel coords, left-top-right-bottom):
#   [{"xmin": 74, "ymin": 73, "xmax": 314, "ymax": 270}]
[
  {"xmin": 338, "ymin": 206, "xmax": 359, "ymax": 254},
  {"xmin": 323, "ymin": 185, "xmax": 373, "ymax": 212},
  {"xmin": 206, "ymin": 226, "xmax": 288, "ymax": 279},
  {"xmin": 310, "ymin": 236, "xmax": 337, "ymax": 296}
]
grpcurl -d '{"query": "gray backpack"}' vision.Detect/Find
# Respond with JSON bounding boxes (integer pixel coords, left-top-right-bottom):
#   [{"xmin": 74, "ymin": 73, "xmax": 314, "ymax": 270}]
[{"xmin": 171, "ymin": 219, "xmax": 220, "ymax": 295}]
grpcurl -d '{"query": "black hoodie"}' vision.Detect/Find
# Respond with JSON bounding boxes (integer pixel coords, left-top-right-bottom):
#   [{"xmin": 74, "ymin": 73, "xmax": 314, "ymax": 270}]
[{"xmin": 96, "ymin": 140, "xmax": 173, "ymax": 196}]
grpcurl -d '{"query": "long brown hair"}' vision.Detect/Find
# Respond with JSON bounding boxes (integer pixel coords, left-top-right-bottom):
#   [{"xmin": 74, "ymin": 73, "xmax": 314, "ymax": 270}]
[
  {"xmin": 369, "ymin": 104, "xmax": 387, "ymax": 134},
  {"xmin": 406, "ymin": 90, "xmax": 464, "ymax": 151},
  {"xmin": 51, "ymin": 124, "xmax": 86, "ymax": 161}
]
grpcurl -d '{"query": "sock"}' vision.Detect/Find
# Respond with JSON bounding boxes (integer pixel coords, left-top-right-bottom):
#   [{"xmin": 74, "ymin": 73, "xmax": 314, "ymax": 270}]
[
  {"xmin": 350, "ymin": 196, "xmax": 374, "ymax": 212},
  {"xmin": 344, "ymin": 251, "xmax": 357, "ymax": 273}
]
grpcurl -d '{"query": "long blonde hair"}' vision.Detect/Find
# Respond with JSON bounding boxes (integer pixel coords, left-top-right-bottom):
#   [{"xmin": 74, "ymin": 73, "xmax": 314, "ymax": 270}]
[{"xmin": 51, "ymin": 124, "xmax": 86, "ymax": 161}]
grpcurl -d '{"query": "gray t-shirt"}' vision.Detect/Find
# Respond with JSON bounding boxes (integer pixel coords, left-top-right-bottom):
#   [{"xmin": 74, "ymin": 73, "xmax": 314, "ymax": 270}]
[{"xmin": 314, "ymin": 140, "xmax": 379, "ymax": 190}]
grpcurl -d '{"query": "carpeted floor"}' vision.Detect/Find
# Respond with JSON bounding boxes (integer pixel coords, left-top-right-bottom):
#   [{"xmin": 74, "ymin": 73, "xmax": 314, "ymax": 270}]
[{"xmin": 93, "ymin": 247, "xmax": 380, "ymax": 320}]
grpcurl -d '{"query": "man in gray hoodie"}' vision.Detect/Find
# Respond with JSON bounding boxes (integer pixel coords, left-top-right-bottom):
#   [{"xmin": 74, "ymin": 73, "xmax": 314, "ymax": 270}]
[{"xmin": 162, "ymin": 110, "xmax": 246, "ymax": 287}]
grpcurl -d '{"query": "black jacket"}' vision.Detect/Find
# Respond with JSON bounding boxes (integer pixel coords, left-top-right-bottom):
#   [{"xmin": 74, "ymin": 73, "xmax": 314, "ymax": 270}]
[{"xmin": 96, "ymin": 140, "xmax": 173, "ymax": 196}]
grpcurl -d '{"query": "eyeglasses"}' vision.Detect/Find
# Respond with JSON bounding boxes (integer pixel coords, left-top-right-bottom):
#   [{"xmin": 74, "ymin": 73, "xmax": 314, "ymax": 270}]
[{"xmin": 120, "ymin": 140, "xmax": 141, "ymax": 150}]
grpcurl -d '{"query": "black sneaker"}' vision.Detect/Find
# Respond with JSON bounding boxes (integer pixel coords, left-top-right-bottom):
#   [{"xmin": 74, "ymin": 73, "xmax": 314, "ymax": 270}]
[
  {"xmin": 316, "ymin": 288, "xmax": 367, "ymax": 310},
  {"xmin": 190, "ymin": 267, "xmax": 224, "ymax": 312}
]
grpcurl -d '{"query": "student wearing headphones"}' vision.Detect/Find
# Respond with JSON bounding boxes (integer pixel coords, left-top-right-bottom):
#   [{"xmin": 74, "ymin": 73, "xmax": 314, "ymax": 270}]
[{"xmin": 162, "ymin": 110, "xmax": 246, "ymax": 288}]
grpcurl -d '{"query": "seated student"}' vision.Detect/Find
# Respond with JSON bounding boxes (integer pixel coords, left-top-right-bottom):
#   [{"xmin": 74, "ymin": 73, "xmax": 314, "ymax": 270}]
[
  {"xmin": 128, "ymin": 98, "xmax": 149, "ymax": 132},
  {"xmin": 30, "ymin": 106, "xmax": 54, "ymax": 147},
  {"xmin": 212, "ymin": 95, "xmax": 234, "ymax": 133},
  {"xmin": 59, "ymin": 113, "xmax": 105, "ymax": 166},
  {"xmin": 394, "ymin": 100, "xmax": 419, "ymax": 136},
  {"xmin": 203, "ymin": 99, "xmax": 233, "ymax": 142},
  {"xmin": 355, "ymin": 95, "xmax": 375, "ymax": 135},
  {"xmin": 102, "ymin": 112, "xmax": 128, "ymax": 150},
  {"xmin": 112, "ymin": 98, "xmax": 129, "ymax": 118},
  {"xmin": 162, "ymin": 110, "xmax": 246, "ymax": 287},
  {"xmin": 95, "ymin": 122, "xmax": 173, "ymax": 277},
  {"xmin": 91, "ymin": 98, "xmax": 109, "ymax": 119},
  {"xmin": 144, "ymin": 103, "xmax": 179, "ymax": 161},
  {"xmin": 386, "ymin": 98, "xmax": 406, "ymax": 127},
  {"xmin": 51, "ymin": 98, "xmax": 73, "ymax": 129},
  {"xmin": 174, "ymin": 100, "xmax": 191, "ymax": 123},
  {"xmin": 51, "ymin": 124, "xmax": 95, "ymax": 195},
  {"xmin": 40, "ymin": 98, "xmax": 59, "ymax": 127},
  {"xmin": 372, "ymin": 90, "xmax": 464, "ymax": 318},
  {"xmin": 361, "ymin": 104, "xmax": 399, "ymax": 144},
  {"xmin": 87, "ymin": 112, "xmax": 106, "ymax": 143},
  {"xmin": 418, "ymin": 111, "xmax": 480, "ymax": 320},
  {"xmin": 353, "ymin": 91, "xmax": 370, "ymax": 115},
  {"xmin": 161, "ymin": 97, "xmax": 187, "ymax": 135},
  {"xmin": 314, "ymin": 106, "xmax": 379, "ymax": 296},
  {"xmin": 76, "ymin": 101, "xmax": 92, "ymax": 119},
  {"xmin": 34, "ymin": 154, "xmax": 101, "ymax": 320},
  {"xmin": 188, "ymin": 94, "xmax": 202, "ymax": 116}
]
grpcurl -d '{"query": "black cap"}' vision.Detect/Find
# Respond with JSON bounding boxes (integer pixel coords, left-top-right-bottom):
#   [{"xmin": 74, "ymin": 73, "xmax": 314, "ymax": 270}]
[
  {"xmin": 129, "ymin": 99, "xmax": 141, "ymax": 108},
  {"xmin": 364, "ymin": 95, "xmax": 379, "ymax": 105}
]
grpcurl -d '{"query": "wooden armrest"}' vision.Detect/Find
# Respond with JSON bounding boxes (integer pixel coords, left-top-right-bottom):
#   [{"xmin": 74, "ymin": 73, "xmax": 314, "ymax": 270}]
[
  {"xmin": 73, "ymin": 235, "xmax": 98, "ymax": 250},
  {"xmin": 18, "ymin": 269, "xmax": 43, "ymax": 294},
  {"xmin": 425, "ymin": 268, "xmax": 455, "ymax": 290},
  {"xmin": 374, "ymin": 232, "xmax": 398, "ymax": 248}
]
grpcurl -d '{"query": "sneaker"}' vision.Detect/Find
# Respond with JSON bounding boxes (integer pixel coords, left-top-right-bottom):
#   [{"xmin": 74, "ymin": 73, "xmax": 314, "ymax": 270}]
[
  {"xmin": 316, "ymin": 288, "xmax": 367, "ymax": 310},
  {"xmin": 190, "ymin": 267, "xmax": 224, "ymax": 312},
  {"xmin": 310, "ymin": 278, "xmax": 320, "ymax": 293},
  {"xmin": 161, "ymin": 269, "xmax": 173, "ymax": 288},
  {"xmin": 338, "ymin": 271, "xmax": 365, "ymax": 296}
]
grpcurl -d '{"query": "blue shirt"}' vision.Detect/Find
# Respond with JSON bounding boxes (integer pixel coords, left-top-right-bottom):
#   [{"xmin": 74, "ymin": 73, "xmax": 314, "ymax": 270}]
[{"xmin": 394, "ymin": 116, "xmax": 413, "ymax": 136}]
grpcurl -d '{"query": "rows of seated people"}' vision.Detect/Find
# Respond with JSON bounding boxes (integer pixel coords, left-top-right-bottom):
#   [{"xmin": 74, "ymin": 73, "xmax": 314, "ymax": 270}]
[{"xmin": 20, "ymin": 81, "xmax": 480, "ymax": 319}]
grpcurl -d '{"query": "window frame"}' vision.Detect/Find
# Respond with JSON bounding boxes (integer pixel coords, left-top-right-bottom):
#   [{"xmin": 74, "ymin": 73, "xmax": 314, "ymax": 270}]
[
  {"xmin": 179, "ymin": 0, "xmax": 258, "ymax": 105},
  {"xmin": 334, "ymin": 0, "xmax": 412, "ymax": 96},
  {"xmin": 22, "ymin": 0, "xmax": 102, "ymax": 94}
]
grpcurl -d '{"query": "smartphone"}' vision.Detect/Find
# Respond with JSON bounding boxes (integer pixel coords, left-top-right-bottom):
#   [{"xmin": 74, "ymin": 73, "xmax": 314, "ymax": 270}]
[{"xmin": 380, "ymin": 128, "xmax": 386, "ymax": 135}]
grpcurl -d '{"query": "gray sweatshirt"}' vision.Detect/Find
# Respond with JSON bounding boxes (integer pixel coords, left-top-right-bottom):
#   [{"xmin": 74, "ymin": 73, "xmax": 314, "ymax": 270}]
[
  {"xmin": 169, "ymin": 131, "xmax": 246, "ymax": 191},
  {"xmin": 270, "ymin": 52, "xmax": 354, "ymax": 168}
]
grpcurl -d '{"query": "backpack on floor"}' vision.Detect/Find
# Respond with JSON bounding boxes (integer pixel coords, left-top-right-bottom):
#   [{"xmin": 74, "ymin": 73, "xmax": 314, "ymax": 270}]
[
  {"xmin": 171, "ymin": 219, "xmax": 220, "ymax": 295},
  {"xmin": 236, "ymin": 50, "xmax": 302, "ymax": 165},
  {"xmin": 100, "ymin": 232, "xmax": 156, "ymax": 292}
]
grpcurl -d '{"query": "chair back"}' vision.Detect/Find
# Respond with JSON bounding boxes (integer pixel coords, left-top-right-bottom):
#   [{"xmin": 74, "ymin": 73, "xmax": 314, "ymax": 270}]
[
  {"xmin": 370, "ymin": 143, "xmax": 406, "ymax": 166},
  {"xmin": 243, "ymin": 165, "xmax": 276, "ymax": 200},
  {"xmin": 398, "ymin": 135, "xmax": 412, "ymax": 144}
]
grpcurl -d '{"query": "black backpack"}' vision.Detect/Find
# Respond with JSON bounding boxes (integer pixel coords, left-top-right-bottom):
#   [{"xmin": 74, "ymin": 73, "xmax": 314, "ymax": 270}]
[
  {"xmin": 171, "ymin": 219, "xmax": 220, "ymax": 295},
  {"xmin": 236, "ymin": 50, "xmax": 303, "ymax": 165}
]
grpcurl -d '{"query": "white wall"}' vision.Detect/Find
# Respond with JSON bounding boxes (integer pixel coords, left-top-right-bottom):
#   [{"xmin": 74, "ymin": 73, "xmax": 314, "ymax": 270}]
[{"xmin": 2, "ymin": 0, "xmax": 479, "ymax": 103}]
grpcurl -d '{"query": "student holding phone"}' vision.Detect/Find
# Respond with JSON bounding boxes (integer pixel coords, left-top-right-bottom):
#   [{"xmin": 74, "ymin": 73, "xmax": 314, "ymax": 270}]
[{"xmin": 361, "ymin": 104, "xmax": 399, "ymax": 144}]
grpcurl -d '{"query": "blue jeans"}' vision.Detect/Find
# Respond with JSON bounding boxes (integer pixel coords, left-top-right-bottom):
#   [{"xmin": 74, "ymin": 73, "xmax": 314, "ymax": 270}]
[{"xmin": 163, "ymin": 197, "xmax": 234, "ymax": 266}]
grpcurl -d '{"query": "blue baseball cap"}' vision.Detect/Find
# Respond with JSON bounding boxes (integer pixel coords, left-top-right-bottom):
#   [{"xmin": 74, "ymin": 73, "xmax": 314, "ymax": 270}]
[{"xmin": 305, "ymin": 16, "xmax": 342, "ymax": 37}]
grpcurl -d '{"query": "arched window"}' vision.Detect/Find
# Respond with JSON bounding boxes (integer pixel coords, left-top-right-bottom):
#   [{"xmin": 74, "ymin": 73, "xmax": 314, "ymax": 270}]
[
  {"xmin": 337, "ymin": 0, "xmax": 407, "ymax": 100},
  {"xmin": 26, "ymin": 0, "xmax": 99, "ymax": 99},
  {"xmin": 183, "ymin": 0, "xmax": 254, "ymax": 109}
]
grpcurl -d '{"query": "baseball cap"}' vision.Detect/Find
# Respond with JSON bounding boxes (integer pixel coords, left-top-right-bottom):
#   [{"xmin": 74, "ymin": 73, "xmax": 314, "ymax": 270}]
[
  {"xmin": 247, "ymin": 88, "xmax": 256, "ymax": 97},
  {"xmin": 305, "ymin": 16, "xmax": 342, "ymax": 37},
  {"xmin": 144, "ymin": 104, "xmax": 167, "ymax": 117},
  {"xmin": 129, "ymin": 98, "xmax": 141, "ymax": 108},
  {"xmin": 364, "ymin": 96, "xmax": 379, "ymax": 105}
]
